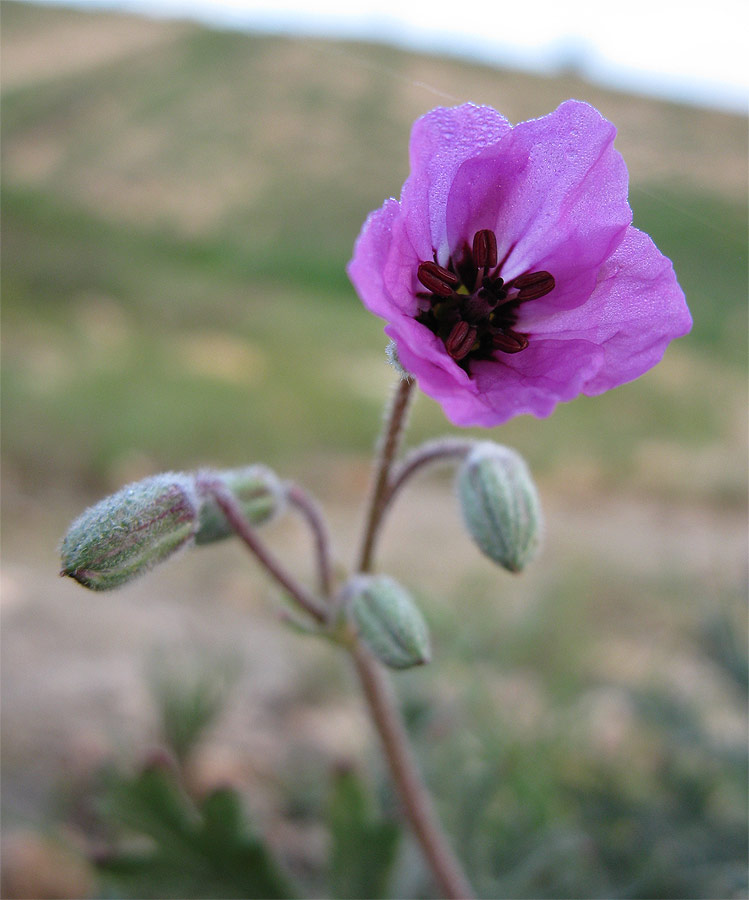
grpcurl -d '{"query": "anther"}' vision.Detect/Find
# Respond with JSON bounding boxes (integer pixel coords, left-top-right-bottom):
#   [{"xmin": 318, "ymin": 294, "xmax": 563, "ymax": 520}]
[
  {"xmin": 472, "ymin": 230, "xmax": 498, "ymax": 270},
  {"xmin": 446, "ymin": 321, "xmax": 478, "ymax": 360},
  {"xmin": 492, "ymin": 330, "xmax": 529, "ymax": 354},
  {"xmin": 509, "ymin": 271, "xmax": 555, "ymax": 301},
  {"xmin": 417, "ymin": 261, "xmax": 460, "ymax": 297}
]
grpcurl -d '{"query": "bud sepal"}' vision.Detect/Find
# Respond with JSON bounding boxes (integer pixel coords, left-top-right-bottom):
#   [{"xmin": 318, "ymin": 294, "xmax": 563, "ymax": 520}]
[
  {"xmin": 457, "ymin": 442, "xmax": 542, "ymax": 573},
  {"xmin": 60, "ymin": 473, "xmax": 199, "ymax": 591},
  {"xmin": 346, "ymin": 574, "xmax": 431, "ymax": 670},
  {"xmin": 194, "ymin": 466, "xmax": 285, "ymax": 545}
]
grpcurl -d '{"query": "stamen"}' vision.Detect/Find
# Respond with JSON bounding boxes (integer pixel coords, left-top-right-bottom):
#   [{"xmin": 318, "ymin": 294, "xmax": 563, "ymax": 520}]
[
  {"xmin": 417, "ymin": 261, "xmax": 460, "ymax": 297},
  {"xmin": 415, "ymin": 240, "xmax": 548, "ymax": 369},
  {"xmin": 445, "ymin": 321, "xmax": 478, "ymax": 360},
  {"xmin": 492, "ymin": 331, "xmax": 529, "ymax": 354},
  {"xmin": 472, "ymin": 229, "xmax": 498, "ymax": 269},
  {"xmin": 509, "ymin": 271, "xmax": 555, "ymax": 301}
]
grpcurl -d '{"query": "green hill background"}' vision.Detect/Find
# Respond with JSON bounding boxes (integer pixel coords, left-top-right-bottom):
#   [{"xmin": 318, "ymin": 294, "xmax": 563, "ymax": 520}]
[{"xmin": 2, "ymin": 0, "xmax": 747, "ymax": 493}]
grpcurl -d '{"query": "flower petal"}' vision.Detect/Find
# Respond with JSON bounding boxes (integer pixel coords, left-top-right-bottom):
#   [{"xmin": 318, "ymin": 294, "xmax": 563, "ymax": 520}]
[
  {"xmin": 348, "ymin": 199, "xmax": 418, "ymax": 319},
  {"xmin": 410, "ymin": 339, "xmax": 603, "ymax": 426},
  {"xmin": 520, "ymin": 225, "xmax": 692, "ymax": 394},
  {"xmin": 446, "ymin": 100, "xmax": 632, "ymax": 311},
  {"xmin": 401, "ymin": 104, "xmax": 511, "ymax": 262},
  {"xmin": 385, "ymin": 316, "xmax": 475, "ymax": 393}
]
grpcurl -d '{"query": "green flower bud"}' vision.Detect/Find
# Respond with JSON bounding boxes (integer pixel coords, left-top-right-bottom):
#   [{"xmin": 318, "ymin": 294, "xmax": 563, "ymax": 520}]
[
  {"xmin": 60, "ymin": 474, "xmax": 199, "ymax": 591},
  {"xmin": 457, "ymin": 442, "xmax": 542, "ymax": 573},
  {"xmin": 194, "ymin": 466, "xmax": 284, "ymax": 545},
  {"xmin": 348, "ymin": 575, "xmax": 431, "ymax": 670}
]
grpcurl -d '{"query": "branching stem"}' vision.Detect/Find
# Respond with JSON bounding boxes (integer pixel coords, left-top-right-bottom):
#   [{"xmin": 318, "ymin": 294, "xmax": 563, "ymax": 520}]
[
  {"xmin": 352, "ymin": 641, "xmax": 474, "ymax": 899},
  {"xmin": 205, "ymin": 376, "xmax": 474, "ymax": 897},
  {"xmin": 202, "ymin": 477, "xmax": 328, "ymax": 624},
  {"xmin": 286, "ymin": 481, "xmax": 335, "ymax": 598},
  {"xmin": 356, "ymin": 377, "xmax": 415, "ymax": 574},
  {"xmin": 384, "ymin": 436, "xmax": 473, "ymax": 522},
  {"xmin": 351, "ymin": 379, "xmax": 475, "ymax": 900}
]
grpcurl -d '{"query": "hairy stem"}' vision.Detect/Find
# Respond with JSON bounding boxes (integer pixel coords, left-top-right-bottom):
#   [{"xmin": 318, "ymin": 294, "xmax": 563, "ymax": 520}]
[
  {"xmin": 356, "ymin": 377, "xmax": 415, "ymax": 574},
  {"xmin": 385, "ymin": 436, "xmax": 473, "ymax": 521},
  {"xmin": 286, "ymin": 481, "xmax": 335, "ymax": 598},
  {"xmin": 203, "ymin": 477, "xmax": 328, "ymax": 624},
  {"xmin": 351, "ymin": 640, "xmax": 474, "ymax": 898},
  {"xmin": 351, "ymin": 378, "xmax": 475, "ymax": 899}
]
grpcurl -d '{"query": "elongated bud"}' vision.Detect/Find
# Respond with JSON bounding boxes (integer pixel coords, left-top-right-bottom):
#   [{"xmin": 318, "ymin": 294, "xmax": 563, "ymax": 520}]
[
  {"xmin": 194, "ymin": 466, "xmax": 284, "ymax": 545},
  {"xmin": 60, "ymin": 474, "xmax": 199, "ymax": 591},
  {"xmin": 347, "ymin": 575, "xmax": 431, "ymax": 670},
  {"xmin": 457, "ymin": 442, "xmax": 542, "ymax": 573}
]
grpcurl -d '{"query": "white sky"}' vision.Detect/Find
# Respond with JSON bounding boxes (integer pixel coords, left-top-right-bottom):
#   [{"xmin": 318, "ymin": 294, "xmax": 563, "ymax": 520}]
[{"xmin": 32, "ymin": 0, "xmax": 749, "ymax": 112}]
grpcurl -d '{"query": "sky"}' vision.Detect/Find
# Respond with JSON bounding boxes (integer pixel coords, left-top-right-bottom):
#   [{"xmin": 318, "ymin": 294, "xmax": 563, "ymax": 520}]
[{"xmin": 30, "ymin": 0, "xmax": 749, "ymax": 112}]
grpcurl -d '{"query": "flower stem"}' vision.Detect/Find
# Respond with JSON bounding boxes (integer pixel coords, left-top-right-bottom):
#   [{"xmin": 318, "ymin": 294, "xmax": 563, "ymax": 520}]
[
  {"xmin": 356, "ymin": 377, "xmax": 415, "ymax": 574},
  {"xmin": 286, "ymin": 481, "xmax": 335, "ymax": 598},
  {"xmin": 384, "ymin": 437, "xmax": 474, "ymax": 523},
  {"xmin": 352, "ymin": 642, "xmax": 474, "ymax": 899},
  {"xmin": 203, "ymin": 477, "xmax": 328, "ymax": 624},
  {"xmin": 352, "ymin": 378, "xmax": 474, "ymax": 899}
]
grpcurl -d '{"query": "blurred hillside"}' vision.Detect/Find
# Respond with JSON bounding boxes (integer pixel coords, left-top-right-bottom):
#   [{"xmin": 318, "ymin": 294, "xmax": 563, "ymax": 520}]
[
  {"xmin": 2, "ymin": 0, "xmax": 747, "ymax": 498},
  {"xmin": 1, "ymin": 4, "xmax": 747, "ymax": 898}
]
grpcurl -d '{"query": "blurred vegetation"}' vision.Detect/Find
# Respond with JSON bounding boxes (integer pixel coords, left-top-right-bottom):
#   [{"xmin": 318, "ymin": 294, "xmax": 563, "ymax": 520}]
[
  {"xmin": 62, "ymin": 651, "xmax": 404, "ymax": 899},
  {"xmin": 57, "ymin": 613, "xmax": 748, "ymax": 899},
  {"xmin": 1, "ymin": 3, "xmax": 747, "ymax": 899},
  {"xmin": 2, "ymin": 1, "xmax": 747, "ymax": 499}
]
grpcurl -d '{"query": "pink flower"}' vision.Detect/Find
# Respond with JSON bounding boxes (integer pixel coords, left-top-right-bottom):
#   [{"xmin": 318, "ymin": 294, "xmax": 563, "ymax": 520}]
[{"xmin": 348, "ymin": 101, "xmax": 692, "ymax": 427}]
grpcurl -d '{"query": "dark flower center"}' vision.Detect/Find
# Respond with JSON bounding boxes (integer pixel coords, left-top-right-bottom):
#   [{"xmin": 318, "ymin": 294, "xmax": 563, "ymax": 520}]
[{"xmin": 415, "ymin": 229, "xmax": 555, "ymax": 372}]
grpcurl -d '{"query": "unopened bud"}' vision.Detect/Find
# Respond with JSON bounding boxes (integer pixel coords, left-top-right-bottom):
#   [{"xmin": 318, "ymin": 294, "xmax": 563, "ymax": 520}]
[
  {"xmin": 60, "ymin": 474, "xmax": 199, "ymax": 591},
  {"xmin": 457, "ymin": 442, "xmax": 542, "ymax": 573},
  {"xmin": 194, "ymin": 466, "xmax": 284, "ymax": 544},
  {"xmin": 348, "ymin": 575, "xmax": 431, "ymax": 670}
]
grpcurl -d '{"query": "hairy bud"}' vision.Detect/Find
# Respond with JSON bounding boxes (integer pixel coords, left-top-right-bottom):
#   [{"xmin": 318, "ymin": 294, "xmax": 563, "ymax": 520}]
[
  {"xmin": 194, "ymin": 466, "xmax": 284, "ymax": 545},
  {"xmin": 60, "ymin": 474, "xmax": 199, "ymax": 591},
  {"xmin": 457, "ymin": 442, "xmax": 542, "ymax": 573},
  {"xmin": 347, "ymin": 575, "xmax": 431, "ymax": 670}
]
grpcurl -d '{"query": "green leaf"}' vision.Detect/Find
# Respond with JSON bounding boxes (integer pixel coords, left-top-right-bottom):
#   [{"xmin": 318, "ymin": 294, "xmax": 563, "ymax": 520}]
[
  {"xmin": 147, "ymin": 649, "xmax": 241, "ymax": 765},
  {"xmin": 95, "ymin": 765, "xmax": 296, "ymax": 899},
  {"xmin": 327, "ymin": 768, "xmax": 401, "ymax": 899}
]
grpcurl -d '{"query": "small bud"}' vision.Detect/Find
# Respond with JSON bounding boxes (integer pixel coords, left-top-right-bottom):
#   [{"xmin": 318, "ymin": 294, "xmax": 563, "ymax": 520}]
[
  {"xmin": 347, "ymin": 575, "xmax": 431, "ymax": 670},
  {"xmin": 194, "ymin": 466, "xmax": 285, "ymax": 544},
  {"xmin": 60, "ymin": 474, "xmax": 199, "ymax": 591},
  {"xmin": 457, "ymin": 442, "xmax": 542, "ymax": 573}
]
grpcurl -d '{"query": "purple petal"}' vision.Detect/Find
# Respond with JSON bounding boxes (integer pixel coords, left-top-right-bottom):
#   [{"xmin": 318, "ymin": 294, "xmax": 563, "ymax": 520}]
[
  {"xmin": 520, "ymin": 225, "xmax": 692, "ymax": 394},
  {"xmin": 348, "ymin": 199, "xmax": 419, "ymax": 319},
  {"xmin": 413, "ymin": 339, "xmax": 603, "ymax": 426},
  {"xmin": 400, "ymin": 104, "xmax": 511, "ymax": 263},
  {"xmin": 385, "ymin": 316, "xmax": 474, "ymax": 391},
  {"xmin": 446, "ymin": 100, "xmax": 632, "ymax": 311}
]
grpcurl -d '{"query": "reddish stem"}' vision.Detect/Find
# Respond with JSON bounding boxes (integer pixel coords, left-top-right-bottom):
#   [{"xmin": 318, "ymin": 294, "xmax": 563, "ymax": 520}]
[
  {"xmin": 351, "ymin": 641, "xmax": 474, "ymax": 898},
  {"xmin": 202, "ymin": 477, "xmax": 327, "ymax": 624},
  {"xmin": 286, "ymin": 481, "xmax": 335, "ymax": 598},
  {"xmin": 351, "ymin": 378, "xmax": 475, "ymax": 899},
  {"xmin": 356, "ymin": 378, "xmax": 415, "ymax": 573}
]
